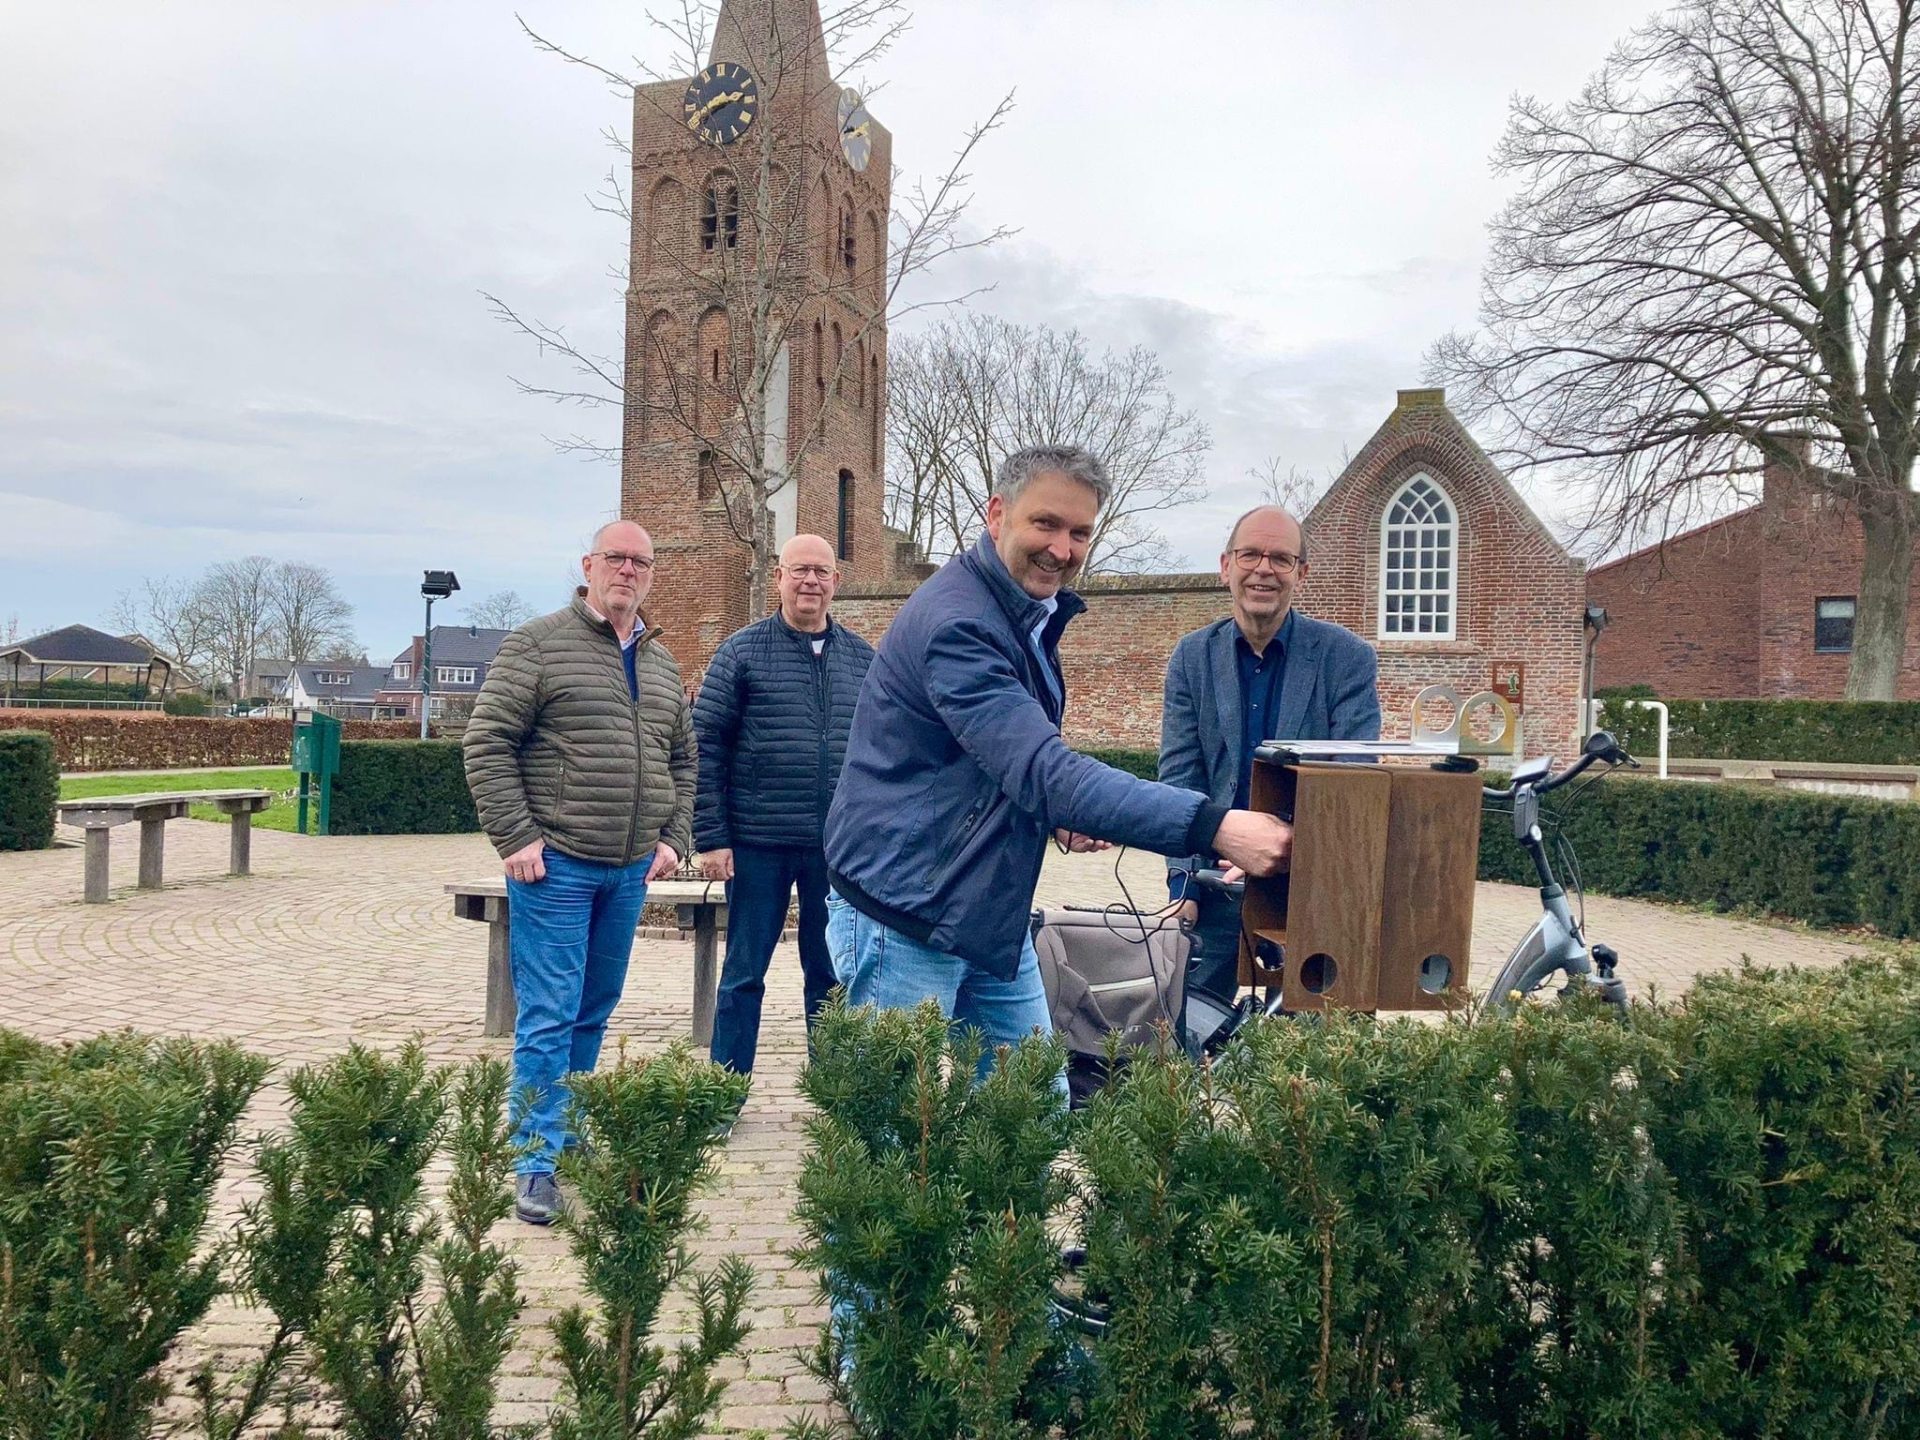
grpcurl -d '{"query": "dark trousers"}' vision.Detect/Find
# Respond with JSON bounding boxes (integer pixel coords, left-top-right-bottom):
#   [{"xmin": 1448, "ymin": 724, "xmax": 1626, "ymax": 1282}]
[
  {"xmin": 1187, "ymin": 889, "xmax": 1249, "ymax": 1003},
  {"xmin": 710, "ymin": 842, "xmax": 835, "ymax": 1074}
]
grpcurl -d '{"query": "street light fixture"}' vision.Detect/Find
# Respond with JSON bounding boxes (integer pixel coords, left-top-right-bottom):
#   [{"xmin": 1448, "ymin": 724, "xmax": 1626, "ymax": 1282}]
[
  {"xmin": 1581, "ymin": 604, "xmax": 1611, "ymax": 739},
  {"xmin": 420, "ymin": 570, "xmax": 460, "ymax": 738}
]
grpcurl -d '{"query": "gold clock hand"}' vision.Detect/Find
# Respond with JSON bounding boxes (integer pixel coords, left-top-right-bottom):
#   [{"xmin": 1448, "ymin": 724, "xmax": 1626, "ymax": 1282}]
[{"xmin": 686, "ymin": 90, "xmax": 746, "ymax": 128}]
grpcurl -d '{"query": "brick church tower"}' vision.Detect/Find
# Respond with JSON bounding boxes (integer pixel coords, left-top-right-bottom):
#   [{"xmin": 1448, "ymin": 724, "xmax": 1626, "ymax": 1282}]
[{"xmin": 621, "ymin": 0, "xmax": 895, "ymax": 677}]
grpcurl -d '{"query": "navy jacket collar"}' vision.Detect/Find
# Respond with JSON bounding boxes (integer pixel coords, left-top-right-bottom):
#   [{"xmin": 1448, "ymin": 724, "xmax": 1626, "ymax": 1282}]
[
  {"xmin": 772, "ymin": 610, "xmax": 835, "ymax": 647},
  {"xmin": 961, "ymin": 535, "xmax": 1087, "ymax": 639}
]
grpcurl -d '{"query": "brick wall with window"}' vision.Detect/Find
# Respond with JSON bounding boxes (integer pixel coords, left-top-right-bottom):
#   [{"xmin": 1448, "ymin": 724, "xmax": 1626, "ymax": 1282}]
[{"xmin": 1588, "ymin": 456, "xmax": 1920, "ymax": 699}]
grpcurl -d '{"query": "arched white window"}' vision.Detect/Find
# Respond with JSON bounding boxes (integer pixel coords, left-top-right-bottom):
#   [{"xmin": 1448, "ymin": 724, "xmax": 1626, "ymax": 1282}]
[{"xmin": 1379, "ymin": 473, "xmax": 1457, "ymax": 639}]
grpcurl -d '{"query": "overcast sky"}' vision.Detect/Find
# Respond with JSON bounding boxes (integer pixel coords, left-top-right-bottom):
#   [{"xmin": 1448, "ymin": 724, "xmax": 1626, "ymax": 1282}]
[{"xmin": 0, "ymin": 0, "xmax": 1657, "ymax": 654}]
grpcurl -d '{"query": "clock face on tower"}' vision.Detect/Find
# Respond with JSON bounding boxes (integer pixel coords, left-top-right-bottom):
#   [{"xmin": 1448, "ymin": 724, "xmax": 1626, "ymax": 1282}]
[
  {"xmin": 838, "ymin": 87, "xmax": 871, "ymax": 172},
  {"xmin": 683, "ymin": 62, "xmax": 758, "ymax": 146}
]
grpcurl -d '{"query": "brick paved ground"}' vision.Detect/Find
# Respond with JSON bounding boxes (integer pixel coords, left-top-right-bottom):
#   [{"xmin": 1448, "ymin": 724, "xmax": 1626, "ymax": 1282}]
[{"xmin": 0, "ymin": 821, "xmax": 1884, "ymax": 1435}]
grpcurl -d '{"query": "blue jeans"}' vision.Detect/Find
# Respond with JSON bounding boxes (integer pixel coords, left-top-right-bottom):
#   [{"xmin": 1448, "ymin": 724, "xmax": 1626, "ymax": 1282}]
[
  {"xmin": 710, "ymin": 843, "xmax": 835, "ymax": 1074},
  {"xmin": 506, "ymin": 848, "xmax": 650, "ymax": 1174},
  {"xmin": 825, "ymin": 890, "xmax": 1065, "ymax": 1097},
  {"xmin": 1188, "ymin": 890, "xmax": 1248, "ymax": 1002}
]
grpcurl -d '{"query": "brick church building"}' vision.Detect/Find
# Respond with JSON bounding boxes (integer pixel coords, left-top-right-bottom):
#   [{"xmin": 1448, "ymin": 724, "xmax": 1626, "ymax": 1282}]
[
  {"xmin": 618, "ymin": 0, "xmax": 1590, "ymax": 758},
  {"xmin": 1587, "ymin": 450, "xmax": 1920, "ymax": 700}
]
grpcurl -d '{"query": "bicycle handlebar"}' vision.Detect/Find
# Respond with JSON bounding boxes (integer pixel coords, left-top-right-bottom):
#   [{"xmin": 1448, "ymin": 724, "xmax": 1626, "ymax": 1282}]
[{"xmin": 1483, "ymin": 730, "xmax": 1636, "ymax": 801}]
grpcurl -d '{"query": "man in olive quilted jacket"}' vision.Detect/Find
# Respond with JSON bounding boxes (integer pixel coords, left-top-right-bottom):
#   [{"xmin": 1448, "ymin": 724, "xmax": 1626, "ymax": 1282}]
[{"xmin": 463, "ymin": 518, "xmax": 696, "ymax": 1224}]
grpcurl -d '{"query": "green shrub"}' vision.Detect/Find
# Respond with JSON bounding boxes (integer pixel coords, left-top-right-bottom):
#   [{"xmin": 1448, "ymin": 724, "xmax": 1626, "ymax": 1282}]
[
  {"xmin": 791, "ymin": 998, "xmax": 1077, "ymax": 1440},
  {"xmin": 1598, "ymin": 696, "xmax": 1920, "ymax": 765},
  {"xmin": 162, "ymin": 692, "xmax": 209, "ymax": 716},
  {"xmin": 1082, "ymin": 748, "xmax": 1159, "ymax": 781},
  {"xmin": 548, "ymin": 1043, "xmax": 753, "ymax": 1440},
  {"xmin": 329, "ymin": 739, "xmax": 478, "ymax": 835},
  {"xmin": 191, "ymin": 1042, "xmax": 521, "ymax": 1440},
  {"xmin": 1644, "ymin": 957, "xmax": 1920, "ymax": 1437},
  {"xmin": 0, "ymin": 1030, "xmax": 269, "ymax": 1440},
  {"xmin": 1478, "ymin": 775, "xmax": 1920, "ymax": 938},
  {"xmin": 0, "ymin": 729, "xmax": 57, "ymax": 851}
]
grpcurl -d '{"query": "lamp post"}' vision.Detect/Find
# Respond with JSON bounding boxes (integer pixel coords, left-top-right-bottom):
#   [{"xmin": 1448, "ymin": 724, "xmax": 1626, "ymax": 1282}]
[
  {"xmin": 420, "ymin": 569, "xmax": 460, "ymax": 738},
  {"xmin": 1581, "ymin": 603, "xmax": 1611, "ymax": 739}
]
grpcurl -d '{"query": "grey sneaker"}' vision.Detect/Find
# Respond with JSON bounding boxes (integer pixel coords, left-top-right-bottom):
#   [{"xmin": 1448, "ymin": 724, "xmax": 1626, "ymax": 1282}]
[{"xmin": 515, "ymin": 1171, "xmax": 563, "ymax": 1226}]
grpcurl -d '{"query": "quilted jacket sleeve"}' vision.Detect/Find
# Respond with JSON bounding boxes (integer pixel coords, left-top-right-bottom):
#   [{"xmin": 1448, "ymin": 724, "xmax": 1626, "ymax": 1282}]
[
  {"xmin": 462, "ymin": 628, "xmax": 544, "ymax": 858},
  {"xmin": 664, "ymin": 682, "xmax": 697, "ymax": 865},
  {"xmin": 690, "ymin": 638, "xmax": 742, "ymax": 853}
]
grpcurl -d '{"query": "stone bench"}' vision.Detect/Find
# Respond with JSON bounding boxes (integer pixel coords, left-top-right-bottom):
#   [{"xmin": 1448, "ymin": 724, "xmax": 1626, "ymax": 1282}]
[
  {"xmin": 56, "ymin": 789, "xmax": 275, "ymax": 903},
  {"xmin": 447, "ymin": 875, "xmax": 729, "ymax": 1045}
]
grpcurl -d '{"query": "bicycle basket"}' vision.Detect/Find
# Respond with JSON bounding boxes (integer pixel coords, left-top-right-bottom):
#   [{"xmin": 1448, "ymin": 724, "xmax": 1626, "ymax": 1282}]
[{"xmin": 1031, "ymin": 907, "xmax": 1191, "ymax": 1107}]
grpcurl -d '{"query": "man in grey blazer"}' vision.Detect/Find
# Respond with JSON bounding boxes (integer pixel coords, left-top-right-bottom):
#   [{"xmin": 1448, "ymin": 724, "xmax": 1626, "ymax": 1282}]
[{"xmin": 1159, "ymin": 504, "xmax": 1382, "ymax": 997}]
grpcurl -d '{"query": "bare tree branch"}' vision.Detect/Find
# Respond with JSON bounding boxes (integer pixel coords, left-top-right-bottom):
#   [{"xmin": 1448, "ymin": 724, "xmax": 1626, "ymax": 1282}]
[{"xmin": 1429, "ymin": 0, "xmax": 1920, "ymax": 697}]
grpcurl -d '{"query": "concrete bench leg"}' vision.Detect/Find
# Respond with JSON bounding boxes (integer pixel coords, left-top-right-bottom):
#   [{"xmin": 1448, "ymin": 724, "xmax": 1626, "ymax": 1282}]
[
  {"xmin": 137, "ymin": 817, "xmax": 166, "ymax": 890},
  {"xmin": 83, "ymin": 828, "xmax": 112, "ymax": 903},
  {"xmin": 485, "ymin": 915, "xmax": 515, "ymax": 1039},
  {"xmin": 691, "ymin": 912, "xmax": 719, "ymax": 1050},
  {"xmin": 229, "ymin": 812, "xmax": 253, "ymax": 877}
]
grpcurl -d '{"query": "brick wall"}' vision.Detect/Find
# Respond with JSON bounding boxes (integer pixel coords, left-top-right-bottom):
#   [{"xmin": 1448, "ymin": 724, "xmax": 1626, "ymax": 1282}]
[
  {"xmin": 1587, "ymin": 514, "xmax": 1761, "ymax": 698},
  {"xmin": 1305, "ymin": 389, "xmax": 1588, "ymax": 758},
  {"xmin": 1586, "ymin": 458, "xmax": 1920, "ymax": 700},
  {"xmin": 834, "ymin": 572, "xmax": 1233, "ymax": 750}
]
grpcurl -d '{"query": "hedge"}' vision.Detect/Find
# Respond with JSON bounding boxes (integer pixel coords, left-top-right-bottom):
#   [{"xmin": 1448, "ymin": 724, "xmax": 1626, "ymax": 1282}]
[
  {"xmin": 1599, "ymin": 695, "xmax": 1920, "ymax": 765},
  {"xmin": 1477, "ymin": 773, "xmax": 1920, "ymax": 939},
  {"xmin": 0, "ymin": 713, "xmax": 421, "ymax": 771},
  {"xmin": 328, "ymin": 739, "xmax": 479, "ymax": 835},
  {"xmin": 0, "ymin": 730, "xmax": 58, "ymax": 851},
  {"xmin": 1083, "ymin": 747, "xmax": 1159, "ymax": 780},
  {"xmin": 798, "ymin": 957, "xmax": 1920, "ymax": 1438}
]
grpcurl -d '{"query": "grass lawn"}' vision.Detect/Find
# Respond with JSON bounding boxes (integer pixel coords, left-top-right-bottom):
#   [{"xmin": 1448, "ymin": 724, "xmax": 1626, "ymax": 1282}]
[{"xmin": 59, "ymin": 768, "xmax": 309, "ymax": 832}]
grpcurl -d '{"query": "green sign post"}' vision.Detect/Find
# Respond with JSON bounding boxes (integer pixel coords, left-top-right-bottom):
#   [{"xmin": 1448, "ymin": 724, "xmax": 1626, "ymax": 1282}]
[{"xmin": 292, "ymin": 709, "xmax": 342, "ymax": 835}]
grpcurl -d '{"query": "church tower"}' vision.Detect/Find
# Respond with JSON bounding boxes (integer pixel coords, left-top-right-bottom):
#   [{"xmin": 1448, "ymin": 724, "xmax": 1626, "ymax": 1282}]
[{"xmin": 621, "ymin": 0, "xmax": 895, "ymax": 676}]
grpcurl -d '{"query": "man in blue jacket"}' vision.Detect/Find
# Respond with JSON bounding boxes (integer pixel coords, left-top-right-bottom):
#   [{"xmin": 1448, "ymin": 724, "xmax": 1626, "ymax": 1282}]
[
  {"xmin": 1160, "ymin": 503, "xmax": 1382, "ymax": 997},
  {"xmin": 823, "ymin": 445, "xmax": 1294, "ymax": 1068},
  {"xmin": 694, "ymin": 533, "xmax": 876, "ymax": 1075}
]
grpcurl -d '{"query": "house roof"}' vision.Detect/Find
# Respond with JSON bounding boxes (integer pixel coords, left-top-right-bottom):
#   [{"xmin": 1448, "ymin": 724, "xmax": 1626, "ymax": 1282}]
[
  {"xmin": 1, "ymin": 624, "xmax": 165, "ymax": 667},
  {"xmin": 288, "ymin": 663, "xmax": 392, "ymax": 700},
  {"xmin": 389, "ymin": 625, "xmax": 513, "ymax": 667}
]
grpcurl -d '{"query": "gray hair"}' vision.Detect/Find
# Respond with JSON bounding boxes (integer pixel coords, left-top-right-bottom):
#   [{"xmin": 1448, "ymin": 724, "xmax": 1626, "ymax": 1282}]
[
  {"xmin": 994, "ymin": 445, "xmax": 1113, "ymax": 508},
  {"xmin": 1225, "ymin": 505, "xmax": 1309, "ymax": 565}
]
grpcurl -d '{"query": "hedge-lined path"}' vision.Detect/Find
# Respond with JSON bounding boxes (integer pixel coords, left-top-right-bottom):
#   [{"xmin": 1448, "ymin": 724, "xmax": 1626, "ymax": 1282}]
[{"xmin": 0, "ymin": 821, "xmax": 1882, "ymax": 1435}]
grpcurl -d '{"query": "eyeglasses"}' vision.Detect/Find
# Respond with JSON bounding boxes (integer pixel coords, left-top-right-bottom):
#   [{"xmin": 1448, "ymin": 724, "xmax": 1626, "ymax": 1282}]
[
  {"xmin": 1229, "ymin": 547, "xmax": 1302, "ymax": 575},
  {"xmin": 593, "ymin": 551, "xmax": 655, "ymax": 573},
  {"xmin": 780, "ymin": 564, "xmax": 836, "ymax": 580}
]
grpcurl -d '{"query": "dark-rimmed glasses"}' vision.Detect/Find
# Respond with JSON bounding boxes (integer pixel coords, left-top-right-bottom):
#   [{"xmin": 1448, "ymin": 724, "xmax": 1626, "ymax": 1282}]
[
  {"xmin": 1228, "ymin": 547, "xmax": 1301, "ymax": 575},
  {"xmin": 593, "ymin": 551, "xmax": 655, "ymax": 572}
]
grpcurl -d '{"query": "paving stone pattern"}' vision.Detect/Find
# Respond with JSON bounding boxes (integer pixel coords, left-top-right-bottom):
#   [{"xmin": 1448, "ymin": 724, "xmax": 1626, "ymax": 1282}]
[{"xmin": 0, "ymin": 821, "xmax": 1875, "ymax": 1435}]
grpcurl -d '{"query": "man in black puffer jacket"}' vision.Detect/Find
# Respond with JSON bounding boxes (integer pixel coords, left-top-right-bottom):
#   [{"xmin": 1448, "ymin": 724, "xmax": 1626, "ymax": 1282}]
[{"xmin": 692, "ymin": 533, "xmax": 876, "ymax": 1074}]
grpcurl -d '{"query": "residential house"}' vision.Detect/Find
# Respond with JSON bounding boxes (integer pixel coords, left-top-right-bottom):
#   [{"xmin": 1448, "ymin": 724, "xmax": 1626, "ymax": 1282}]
[
  {"xmin": 280, "ymin": 662, "xmax": 405, "ymax": 720},
  {"xmin": 376, "ymin": 625, "xmax": 513, "ymax": 722}
]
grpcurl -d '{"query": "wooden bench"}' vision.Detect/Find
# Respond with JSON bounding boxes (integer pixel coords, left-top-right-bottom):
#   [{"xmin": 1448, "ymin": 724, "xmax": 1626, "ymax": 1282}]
[
  {"xmin": 446, "ymin": 875, "xmax": 730, "ymax": 1045},
  {"xmin": 56, "ymin": 789, "xmax": 275, "ymax": 903}
]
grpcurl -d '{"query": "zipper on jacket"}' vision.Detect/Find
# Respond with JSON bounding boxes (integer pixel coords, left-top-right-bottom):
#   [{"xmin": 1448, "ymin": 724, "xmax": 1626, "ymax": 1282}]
[
  {"xmin": 623, "ymin": 640, "xmax": 644, "ymax": 866},
  {"xmin": 813, "ymin": 641, "xmax": 830, "ymax": 833}
]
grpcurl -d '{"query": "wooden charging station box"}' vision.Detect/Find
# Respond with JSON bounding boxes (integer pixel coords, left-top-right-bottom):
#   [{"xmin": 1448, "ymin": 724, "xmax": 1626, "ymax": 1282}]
[{"xmin": 1239, "ymin": 757, "xmax": 1482, "ymax": 1013}]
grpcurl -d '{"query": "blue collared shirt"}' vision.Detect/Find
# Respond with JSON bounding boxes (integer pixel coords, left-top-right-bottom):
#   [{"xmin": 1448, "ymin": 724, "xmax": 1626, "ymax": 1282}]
[{"xmin": 1232, "ymin": 610, "xmax": 1294, "ymax": 810}]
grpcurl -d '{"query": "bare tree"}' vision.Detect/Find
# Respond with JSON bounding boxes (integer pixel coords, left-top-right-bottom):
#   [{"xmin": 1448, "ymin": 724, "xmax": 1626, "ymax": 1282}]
[
  {"xmin": 267, "ymin": 561, "xmax": 357, "ymax": 664},
  {"xmin": 463, "ymin": 590, "xmax": 538, "ymax": 630},
  {"xmin": 196, "ymin": 556, "xmax": 277, "ymax": 699},
  {"xmin": 1, "ymin": 614, "xmax": 19, "ymax": 647},
  {"xmin": 487, "ymin": 1, "xmax": 1013, "ymax": 616},
  {"xmin": 1430, "ymin": 0, "xmax": 1920, "ymax": 699},
  {"xmin": 1249, "ymin": 454, "xmax": 1341, "ymax": 519},
  {"xmin": 111, "ymin": 576, "xmax": 217, "ymax": 684},
  {"xmin": 884, "ymin": 315, "xmax": 1212, "ymax": 574}
]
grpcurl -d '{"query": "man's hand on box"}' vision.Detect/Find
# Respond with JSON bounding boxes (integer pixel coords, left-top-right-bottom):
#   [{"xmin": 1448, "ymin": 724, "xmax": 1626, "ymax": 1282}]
[{"xmin": 1211, "ymin": 811, "xmax": 1292, "ymax": 877}]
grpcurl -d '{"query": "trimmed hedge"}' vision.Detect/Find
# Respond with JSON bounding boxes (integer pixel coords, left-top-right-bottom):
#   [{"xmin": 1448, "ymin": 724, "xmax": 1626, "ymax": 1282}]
[
  {"xmin": 1478, "ymin": 774, "xmax": 1920, "ymax": 939},
  {"xmin": 329, "ymin": 740, "xmax": 479, "ymax": 835},
  {"xmin": 0, "ymin": 713, "xmax": 421, "ymax": 771},
  {"xmin": 0, "ymin": 730, "xmax": 58, "ymax": 851},
  {"xmin": 1599, "ymin": 696, "xmax": 1920, "ymax": 765},
  {"xmin": 799, "ymin": 959, "xmax": 1920, "ymax": 1438}
]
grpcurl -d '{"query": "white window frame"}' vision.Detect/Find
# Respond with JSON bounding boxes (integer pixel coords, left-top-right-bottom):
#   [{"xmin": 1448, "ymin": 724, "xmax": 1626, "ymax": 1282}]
[
  {"xmin": 1377, "ymin": 472, "xmax": 1459, "ymax": 641},
  {"xmin": 391, "ymin": 662, "xmax": 411, "ymax": 681},
  {"xmin": 316, "ymin": 670, "xmax": 354, "ymax": 686},
  {"xmin": 436, "ymin": 665, "xmax": 477, "ymax": 686}
]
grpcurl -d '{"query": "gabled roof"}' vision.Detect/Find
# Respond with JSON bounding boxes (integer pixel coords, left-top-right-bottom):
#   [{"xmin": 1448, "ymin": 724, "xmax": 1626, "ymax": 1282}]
[
  {"xmin": 1, "ymin": 624, "xmax": 163, "ymax": 666},
  {"xmin": 288, "ymin": 663, "xmax": 391, "ymax": 699},
  {"xmin": 388, "ymin": 626, "xmax": 513, "ymax": 668}
]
